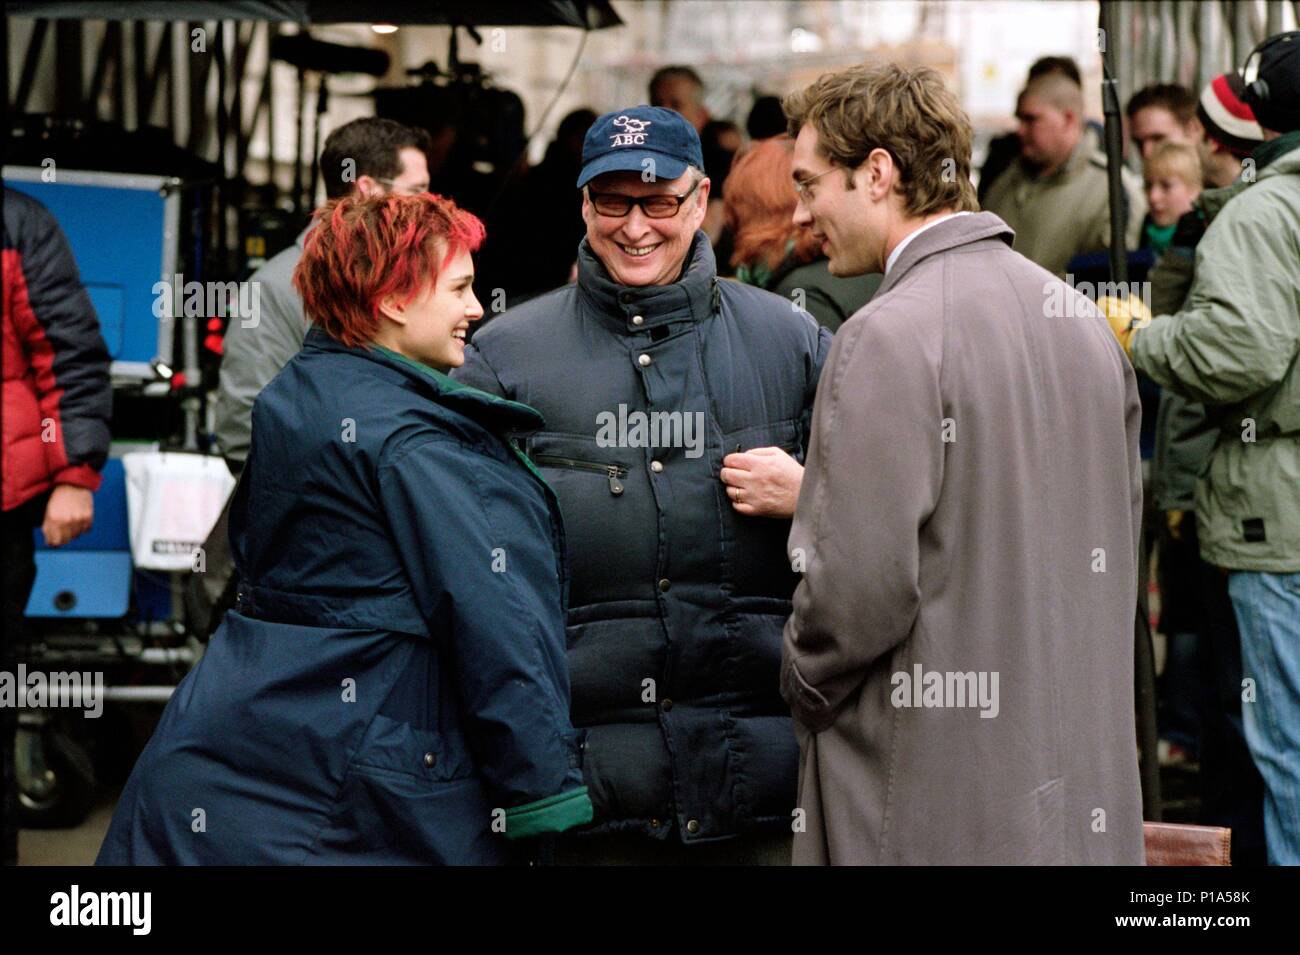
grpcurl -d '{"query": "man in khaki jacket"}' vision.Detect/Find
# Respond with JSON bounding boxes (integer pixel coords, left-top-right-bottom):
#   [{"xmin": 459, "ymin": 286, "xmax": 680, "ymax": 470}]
[
  {"xmin": 780, "ymin": 63, "xmax": 1145, "ymax": 865},
  {"xmin": 983, "ymin": 72, "xmax": 1145, "ymax": 276}
]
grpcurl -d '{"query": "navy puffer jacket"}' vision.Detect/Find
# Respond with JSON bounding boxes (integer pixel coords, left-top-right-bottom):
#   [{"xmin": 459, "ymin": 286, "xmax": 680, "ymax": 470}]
[
  {"xmin": 98, "ymin": 330, "xmax": 591, "ymax": 864},
  {"xmin": 454, "ymin": 234, "xmax": 832, "ymax": 843}
]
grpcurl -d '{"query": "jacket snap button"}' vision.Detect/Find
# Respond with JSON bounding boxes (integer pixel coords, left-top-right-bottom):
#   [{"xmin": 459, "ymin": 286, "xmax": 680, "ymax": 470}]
[
  {"xmin": 661, "ymin": 698, "xmax": 673, "ymax": 711},
  {"xmin": 650, "ymin": 460, "xmax": 663, "ymax": 473},
  {"xmin": 638, "ymin": 353, "xmax": 652, "ymax": 367},
  {"xmin": 658, "ymin": 578, "xmax": 671, "ymax": 592},
  {"xmin": 650, "ymin": 818, "xmax": 661, "ymax": 828},
  {"xmin": 686, "ymin": 819, "xmax": 700, "ymax": 834},
  {"xmin": 423, "ymin": 752, "xmax": 436, "ymax": 768},
  {"xmin": 631, "ymin": 314, "xmax": 645, "ymax": 326}
]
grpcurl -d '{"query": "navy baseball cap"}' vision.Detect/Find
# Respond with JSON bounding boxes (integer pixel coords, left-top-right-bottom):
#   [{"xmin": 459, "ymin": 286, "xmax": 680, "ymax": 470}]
[{"xmin": 576, "ymin": 106, "xmax": 705, "ymax": 189}]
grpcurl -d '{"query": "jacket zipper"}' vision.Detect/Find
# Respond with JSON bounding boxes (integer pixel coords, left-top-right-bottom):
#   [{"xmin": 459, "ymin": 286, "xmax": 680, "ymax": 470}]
[{"xmin": 531, "ymin": 455, "xmax": 627, "ymax": 495}]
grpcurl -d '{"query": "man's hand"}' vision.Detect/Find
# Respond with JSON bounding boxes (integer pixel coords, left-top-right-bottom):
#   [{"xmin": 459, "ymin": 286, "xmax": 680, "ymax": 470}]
[
  {"xmin": 1097, "ymin": 293, "xmax": 1153, "ymax": 357},
  {"xmin": 720, "ymin": 446, "xmax": 803, "ymax": 518},
  {"xmin": 42, "ymin": 485, "xmax": 94, "ymax": 547}
]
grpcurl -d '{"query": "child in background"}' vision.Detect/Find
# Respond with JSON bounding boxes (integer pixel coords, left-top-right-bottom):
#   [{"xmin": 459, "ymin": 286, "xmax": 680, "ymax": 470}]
[{"xmin": 1142, "ymin": 141, "xmax": 1203, "ymax": 254}]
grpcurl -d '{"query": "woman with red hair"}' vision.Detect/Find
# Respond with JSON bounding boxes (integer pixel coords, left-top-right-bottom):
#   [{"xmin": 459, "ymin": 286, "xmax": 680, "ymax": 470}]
[
  {"xmin": 99, "ymin": 193, "xmax": 592, "ymax": 865},
  {"xmin": 724, "ymin": 136, "xmax": 881, "ymax": 332}
]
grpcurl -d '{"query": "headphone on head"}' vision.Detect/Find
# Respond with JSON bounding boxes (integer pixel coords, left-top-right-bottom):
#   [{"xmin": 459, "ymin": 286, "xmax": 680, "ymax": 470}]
[{"xmin": 1242, "ymin": 30, "xmax": 1300, "ymax": 105}]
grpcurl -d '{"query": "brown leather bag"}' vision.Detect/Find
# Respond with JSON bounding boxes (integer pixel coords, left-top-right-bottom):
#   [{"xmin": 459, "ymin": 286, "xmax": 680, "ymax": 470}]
[{"xmin": 1143, "ymin": 822, "xmax": 1231, "ymax": 865}]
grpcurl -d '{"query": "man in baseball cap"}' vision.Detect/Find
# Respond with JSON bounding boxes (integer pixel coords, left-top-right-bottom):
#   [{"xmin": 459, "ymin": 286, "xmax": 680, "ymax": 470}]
[
  {"xmin": 453, "ymin": 103, "xmax": 832, "ymax": 864},
  {"xmin": 575, "ymin": 106, "xmax": 705, "ymax": 188},
  {"xmin": 570, "ymin": 105, "xmax": 708, "ymax": 286}
]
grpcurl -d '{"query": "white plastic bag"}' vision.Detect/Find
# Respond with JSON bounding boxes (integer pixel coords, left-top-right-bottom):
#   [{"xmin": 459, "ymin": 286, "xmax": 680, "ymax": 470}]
[{"xmin": 122, "ymin": 451, "xmax": 236, "ymax": 571}]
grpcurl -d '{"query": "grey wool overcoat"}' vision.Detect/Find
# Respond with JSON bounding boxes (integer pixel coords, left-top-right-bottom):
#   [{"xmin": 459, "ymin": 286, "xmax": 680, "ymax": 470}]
[{"xmin": 780, "ymin": 211, "xmax": 1146, "ymax": 865}]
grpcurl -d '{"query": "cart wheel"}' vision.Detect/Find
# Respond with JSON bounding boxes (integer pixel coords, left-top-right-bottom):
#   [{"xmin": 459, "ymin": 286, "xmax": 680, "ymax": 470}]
[{"xmin": 15, "ymin": 719, "xmax": 97, "ymax": 829}]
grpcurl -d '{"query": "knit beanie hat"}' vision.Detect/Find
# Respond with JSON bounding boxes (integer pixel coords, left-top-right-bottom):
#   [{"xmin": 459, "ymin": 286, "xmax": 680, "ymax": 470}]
[{"xmin": 1197, "ymin": 72, "xmax": 1265, "ymax": 157}]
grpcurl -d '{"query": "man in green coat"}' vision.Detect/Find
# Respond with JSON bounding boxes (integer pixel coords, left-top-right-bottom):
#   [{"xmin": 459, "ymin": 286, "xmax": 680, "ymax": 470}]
[
  {"xmin": 1144, "ymin": 71, "xmax": 1269, "ymax": 863},
  {"xmin": 1105, "ymin": 32, "xmax": 1300, "ymax": 864}
]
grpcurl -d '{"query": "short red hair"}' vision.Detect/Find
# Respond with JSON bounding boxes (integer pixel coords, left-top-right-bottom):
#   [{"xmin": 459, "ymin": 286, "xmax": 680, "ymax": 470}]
[
  {"xmin": 723, "ymin": 136, "xmax": 820, "ymax": 273},
  {"xmin": 293, "ymin": 193, "xmax": 485, "ymax": 347}
]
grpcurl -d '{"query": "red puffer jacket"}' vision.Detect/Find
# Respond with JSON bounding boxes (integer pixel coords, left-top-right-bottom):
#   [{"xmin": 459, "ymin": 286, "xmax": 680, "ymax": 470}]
[{"xmin": 3, "ymin": 188, "xmax": 111, "ymax": 512}]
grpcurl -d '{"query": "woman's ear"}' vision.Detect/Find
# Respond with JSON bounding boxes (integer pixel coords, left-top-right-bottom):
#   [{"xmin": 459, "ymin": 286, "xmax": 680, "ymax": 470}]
[{"xmin": 376, "ymin": 294, "xmax": 407, "ymax": 325}]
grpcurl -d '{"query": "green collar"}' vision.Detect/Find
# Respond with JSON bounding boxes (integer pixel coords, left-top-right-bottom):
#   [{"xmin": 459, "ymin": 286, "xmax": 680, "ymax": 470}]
[
  {"xmin": 373, "ymin": 344, "xmax": 550, "ymax": 486},
  {"xmin": 373, "ymin": 344, "xmax": 536, "ymax": 417},
  {"xmin": 735, "ymin": 260, "xmax": 772, "ymax": 288},
  {"xmin": 1196, "ymin": 131, "xmax": 1300, "ymax": 224},
  {"xmin": 736, "ymin": 238, "xmax": 796, "ymax": 289},
  {"xmin": 1143, "ymin": 220, "xmax": 1178, "ymax": 254},
  {"xmin": 1252, "ymin": 129, "xmax": 1300, "ymax": 172},
  {"xmin": 374, "ymin": 345, "xmax": 458, "ymax": 386}
]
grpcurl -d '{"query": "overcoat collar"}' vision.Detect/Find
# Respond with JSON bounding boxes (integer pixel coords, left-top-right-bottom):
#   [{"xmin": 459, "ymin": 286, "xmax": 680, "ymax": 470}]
[{"xmin": 873, "ymin": 211, "xmax": 1016, "ymax": 299}]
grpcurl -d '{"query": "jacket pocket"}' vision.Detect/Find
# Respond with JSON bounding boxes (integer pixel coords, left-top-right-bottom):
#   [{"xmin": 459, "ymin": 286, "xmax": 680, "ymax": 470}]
[
  {"xmin": 350, "ymin": 712, "xmax": 472, "ymax": 783},
  {"xmin": 314, "ymin": 768, "xmax": 510, "ymax": 864},
  {"xmin": 721, "ymin": 418, "xmax": 803, "ymax": 463},
  {"xmin": 531, "ymin": 454, "xmax": 628, "ymax": 496},
  {"xmin": 722, "ymin": 611, "xmax": 789, "ymax": 713},
  {"xmin": 719, "ymin": 420, "xmax": 802, "ymax": 600},
  {"xmin": 526, "ymin": 434, "xmax": 656, "ymax": 606}
]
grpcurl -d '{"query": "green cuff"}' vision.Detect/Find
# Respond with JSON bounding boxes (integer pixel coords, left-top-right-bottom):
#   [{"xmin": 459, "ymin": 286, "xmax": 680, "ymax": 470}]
[{"xmin": 504, "ymin": 787, "xmax": 593, "ymax": 840}]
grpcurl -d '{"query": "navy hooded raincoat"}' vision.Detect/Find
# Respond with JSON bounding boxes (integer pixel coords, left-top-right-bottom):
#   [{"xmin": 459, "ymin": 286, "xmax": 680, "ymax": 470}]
[{"xmin": 97, "ymin": 329, "xmax": 592, "ymax": 865}]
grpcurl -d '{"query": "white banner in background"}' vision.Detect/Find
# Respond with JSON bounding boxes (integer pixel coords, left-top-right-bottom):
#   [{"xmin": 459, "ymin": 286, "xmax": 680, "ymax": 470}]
[{"xmin": 122, "ymin": 452, "xmax": 235, "ymax": 571}]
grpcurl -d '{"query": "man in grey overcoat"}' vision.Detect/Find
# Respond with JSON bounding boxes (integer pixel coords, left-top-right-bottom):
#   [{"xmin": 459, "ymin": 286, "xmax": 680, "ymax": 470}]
[{"xmin": 778, "ymin": 63, "xmax": 1146, "ymax": 865}]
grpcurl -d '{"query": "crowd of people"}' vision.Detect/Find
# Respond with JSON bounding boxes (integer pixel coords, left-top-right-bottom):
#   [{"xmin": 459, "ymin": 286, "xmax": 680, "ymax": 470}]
[{"xmin": 4, "ymin": 30, "xmax": 1297, "ymax": 866}]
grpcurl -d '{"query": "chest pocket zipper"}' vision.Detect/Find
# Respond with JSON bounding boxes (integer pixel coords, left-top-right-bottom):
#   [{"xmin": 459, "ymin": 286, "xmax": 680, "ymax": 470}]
[{"xmin": 531, "ymin": 455, "xmax": 628, "ymax": 496}]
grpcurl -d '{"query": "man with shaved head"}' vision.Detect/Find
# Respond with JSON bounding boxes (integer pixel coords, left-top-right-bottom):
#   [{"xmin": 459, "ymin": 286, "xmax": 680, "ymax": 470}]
[{"xmin": 983, "ymin": 71, "xmax": 1145, "ymax": 275}]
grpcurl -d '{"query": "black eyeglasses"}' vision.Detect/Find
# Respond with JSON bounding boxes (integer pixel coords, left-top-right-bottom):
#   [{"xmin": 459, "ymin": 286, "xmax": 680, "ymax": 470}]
[{"xmin": 587, "ymin": 179, "xmax": 701, "ymax": 219}]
